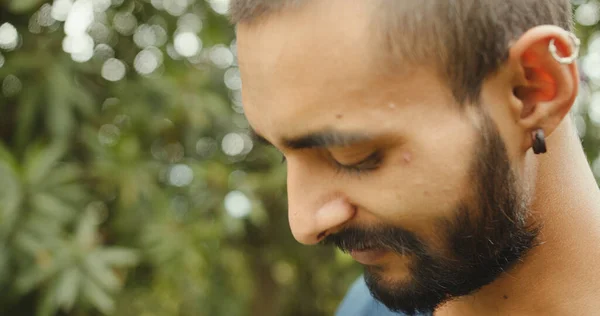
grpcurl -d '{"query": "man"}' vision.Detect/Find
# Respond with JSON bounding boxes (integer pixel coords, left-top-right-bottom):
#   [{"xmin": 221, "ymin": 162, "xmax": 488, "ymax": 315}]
[{"xmin": 229, "ymin": 0, "xmax": 600, "ymax": 315}]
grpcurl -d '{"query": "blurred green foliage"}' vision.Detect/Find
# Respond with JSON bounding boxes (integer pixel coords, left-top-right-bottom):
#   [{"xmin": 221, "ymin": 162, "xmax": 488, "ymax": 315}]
[
  {"xmin": 1, "ymin": 1, "xmax": 600, "ymax": 315},
  {"xmin": 0, "ymin": 1, "xmax": 361, "ymax": 315}
]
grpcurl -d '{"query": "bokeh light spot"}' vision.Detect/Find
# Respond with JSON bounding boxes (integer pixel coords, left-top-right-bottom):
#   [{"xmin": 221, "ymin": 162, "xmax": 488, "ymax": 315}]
[
  {"xmin": 92, "ymin": 0, "xmax": 111, "ymax": 12},
  {"xmin": 168, "ymin": 164, "xmax": 194, "ymax": 187},
  {"xmin": 228, "ymin": 170, "xmax": 247, "ymax": 188},
  {"xmin": 171, "ymin": 195, "xmax": 189, "ymax": 219},
  {"xmin": 224, "ymin": 190, "xmax": 252, "ymax": 219},
  {"xmin": 29, "ymin": 13, "xmax": 43, "ymax": 34},
  {"xmin": 88, "ymin": 22, "xmax": 111, "ymax": 43},
  {"xmin": 583, "ymin": 52, "xmax": 600, "ymax": 83},
  {"xmin": 588, "ymin": 91, "xmax": 600, "ymax": 126},
  {"xmin": 71, "ymin": 46, "xmax": 94, "ymax": 62},
  {"xmin": 64, "ymin": 0, "xmax": 94, "ymax": 36},
  {"xmin": 134, "ymin": 47, "xmax": 163, "ymax": 75},
  {"xmin": 575, "ymin": 2, "xmax": 600, "ymax": 26},
  {"xmin": 164, "ymin": 0, "xmax": 189, "ymax": 16},
  {"xmin": 166, "ymin": 43, "xmax": 182, "ymax": 60},
  {"xmin": 52, "ymin": 0, "xmax": 73, "ymax": 22},
  {"xmin": 0, "ymin": 23, "xmax": 19, "ymax": 51},
  {"xmin": 230, "ymin": 39, "xmax": 237, "ymax": 58},
  {"xmin": 2, "ymin": 75, "xmax": 22, "ymax": 97},
  {"xmin": 151, "ymin": 0, "xmax": 164, "ymax": 10},
  {"xmin": 196, "ymin": 137, "xmax": 218, "ymax": 158},
  {"xmin": 64, "ymin": 34, "xmax": 95, "ymax": 62},
  {"xmin": 37, "ymin": 4, "xmax": 56, "ymax": 27},
  {"xmin": 177, "ymin": 13, "xmax": 203, "ymax": 32},
  {"xmin": 593, "ymin": 155, "xmax": 600, "ymax": 178},
  {"xmin": 98, "ymin": 124, "xmax": 120, "ymax": 146},
  {"xmin": 174, "ymin": 32, "xmax": 201, "ymax": 57},
  {"xmin": 207, "ymin": 0, "xmax": 230, "ymax": 15},
  {"xmin": 224, "ymin": 67, "xmax": 242, "ymax": 90},
  {"xmin": 93, "ymin": 43, "xmax": 115, "ymax": 62},
  {"xmin": 209, "ymin": 45, "xmax": 234, "ymax": 69},
  {"xmin": 222, "ymin": 133, "xmax": 244, "ymax": 156},
  {"xmin": 101, "ymin": 58, "xmax": 126, "ymax": 81},
  {"xmin": 113, "ymin": 11, "xmax": 137, "ymax": 36},
  {"xmin": 151, "ymin": 25, "xmax": 168, "ymax": 47},
  {"xmin": 133, "ymin": 24, "xmax": 157, "ymax": 48}
]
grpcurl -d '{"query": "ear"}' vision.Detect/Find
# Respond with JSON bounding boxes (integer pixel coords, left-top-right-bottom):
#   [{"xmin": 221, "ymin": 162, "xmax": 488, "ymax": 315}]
[{"xmin": 507, "ymin": 25, "xmax": 580, "ymax": 153}]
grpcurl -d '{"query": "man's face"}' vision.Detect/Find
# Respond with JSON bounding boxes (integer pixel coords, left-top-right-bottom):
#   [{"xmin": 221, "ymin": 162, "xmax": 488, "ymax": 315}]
[{"xmin": 236, "ymin": 1, "xmax": 537, "ymax": 314}]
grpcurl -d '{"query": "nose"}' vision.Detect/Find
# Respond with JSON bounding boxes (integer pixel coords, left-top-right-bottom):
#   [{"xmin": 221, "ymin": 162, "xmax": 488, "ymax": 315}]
[
  {"xmin": 289, "ymin": 198, "xmax": 356, "ymax": 245},
  {"xmin": 286, "ymin": 162, "xmax": 356, "ymax": 245}
]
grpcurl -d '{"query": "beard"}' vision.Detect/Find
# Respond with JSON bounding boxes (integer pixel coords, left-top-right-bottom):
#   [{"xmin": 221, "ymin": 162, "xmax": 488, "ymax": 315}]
[{"xmin": 323, "ymin": 114, "xmax": 540, "ymax": 315}]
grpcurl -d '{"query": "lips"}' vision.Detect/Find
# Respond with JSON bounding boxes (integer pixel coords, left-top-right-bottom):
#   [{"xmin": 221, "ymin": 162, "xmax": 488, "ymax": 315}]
[{"xmin": 349, "ymin": 248, "xmax": 387, "ymax": 265}]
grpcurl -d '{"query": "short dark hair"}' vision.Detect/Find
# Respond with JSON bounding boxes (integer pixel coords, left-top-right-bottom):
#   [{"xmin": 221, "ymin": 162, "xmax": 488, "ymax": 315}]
[{"xmin": 229, "ymin": 0, "xmax": 573, "ymax": 104}]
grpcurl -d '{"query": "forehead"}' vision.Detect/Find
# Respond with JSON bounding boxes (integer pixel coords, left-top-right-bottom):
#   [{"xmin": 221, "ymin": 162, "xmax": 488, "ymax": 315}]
[
  {"xmin": 236, "ymin": 0, "xmax": 376, "ymax": 81},
  {"xmin": 235, "ymin": 0, "xmax": 448, "ymax": 140}
]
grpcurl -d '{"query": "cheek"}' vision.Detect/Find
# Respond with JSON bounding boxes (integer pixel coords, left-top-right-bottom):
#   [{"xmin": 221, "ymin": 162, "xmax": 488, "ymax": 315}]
[{"xmin": 347, "ymin": 136, "xmax": 475, "ymax": 230}]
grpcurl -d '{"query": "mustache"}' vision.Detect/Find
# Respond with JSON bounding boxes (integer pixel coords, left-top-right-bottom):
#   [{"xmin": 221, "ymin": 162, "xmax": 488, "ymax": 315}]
[{"xmin": 321, "ymin": 225, "xmax": 425, "ymax": 256}]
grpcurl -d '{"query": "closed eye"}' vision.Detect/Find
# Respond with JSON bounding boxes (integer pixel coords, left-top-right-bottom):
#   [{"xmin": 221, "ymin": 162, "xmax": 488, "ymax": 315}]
[{"xmin": 331, "ymin": 151, "xmax": 383, "ymax": 175}]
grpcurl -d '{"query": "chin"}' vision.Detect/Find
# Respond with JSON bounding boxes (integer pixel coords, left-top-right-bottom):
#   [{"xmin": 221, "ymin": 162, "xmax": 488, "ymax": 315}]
[
  {"xmin": 364, "ymin": 268, "xmax": 443, "ymax": 316},
  {"xmin": 365, "ymin": 256, "xmax": 412, "ymax": 282}
]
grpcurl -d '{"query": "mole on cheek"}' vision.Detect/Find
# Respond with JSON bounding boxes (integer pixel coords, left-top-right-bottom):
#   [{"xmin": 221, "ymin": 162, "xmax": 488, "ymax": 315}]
[{"xmin": 336, "ymin": 114, "xmax": 343, "ymax": 119}]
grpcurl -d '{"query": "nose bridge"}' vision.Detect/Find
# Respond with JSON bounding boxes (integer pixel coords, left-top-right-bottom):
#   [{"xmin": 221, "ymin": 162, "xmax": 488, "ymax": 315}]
[{"xmin": 286, "ymin": 159, "xmax": 355, "ymax": 244}]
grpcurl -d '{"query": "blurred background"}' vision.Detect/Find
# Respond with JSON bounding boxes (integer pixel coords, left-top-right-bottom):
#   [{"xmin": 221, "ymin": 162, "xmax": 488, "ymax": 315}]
[{"xmin": 1, "ymin": 0, "xmax": 600, "ymax": 315}]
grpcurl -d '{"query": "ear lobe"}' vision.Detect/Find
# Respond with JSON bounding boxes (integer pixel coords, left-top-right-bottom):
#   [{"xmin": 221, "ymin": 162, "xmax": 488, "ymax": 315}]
[{"xmin": 508, "ymin": 25, "xmax": 580, "ymax": 152}]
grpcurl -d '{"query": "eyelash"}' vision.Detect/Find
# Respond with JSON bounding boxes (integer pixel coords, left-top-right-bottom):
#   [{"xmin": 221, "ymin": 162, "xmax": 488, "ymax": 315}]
[
  {"xmin": 279, "ymin": 151, "xmax": 383, "ymax": 176},
  {"xmin": 332, "ymin": 151, "xmax": 383, "ymax": 176}
]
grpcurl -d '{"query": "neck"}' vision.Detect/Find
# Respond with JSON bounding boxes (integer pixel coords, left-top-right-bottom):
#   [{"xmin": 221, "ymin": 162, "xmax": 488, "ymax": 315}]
[{"xmin": 436, "ymin": 119, "xmax": 600, "ymax": 316}]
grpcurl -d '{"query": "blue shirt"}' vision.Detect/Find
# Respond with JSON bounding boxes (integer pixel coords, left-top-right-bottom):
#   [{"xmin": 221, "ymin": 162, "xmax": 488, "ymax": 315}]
[{"xmin": 335, "ymin": 276, "xmax": 432, "ymax": 316}]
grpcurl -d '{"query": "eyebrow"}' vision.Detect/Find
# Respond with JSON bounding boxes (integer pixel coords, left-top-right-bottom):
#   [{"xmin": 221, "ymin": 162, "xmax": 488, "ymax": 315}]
[{"xmin": 250, "ymin": 128, "xmax": 373, "ymax": 150}]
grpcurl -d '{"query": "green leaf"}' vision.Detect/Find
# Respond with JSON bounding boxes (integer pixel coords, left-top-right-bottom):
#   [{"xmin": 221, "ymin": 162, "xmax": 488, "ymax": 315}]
[
  {"xmin": 82, "ymin": 278, "xmax": 115, "ymax": 315},
  {"xmin": 14, "ymin": 260, "xmax": 60, "ymax": 295},
  {"xmin": 31, "ymin": 193, "xmax": 76, "ymax": 223},
  {"xmin": 69, "ymin": 86, "xmax": 97, "ymax": 117},
  {"xmin": 75, "ymin": 209, "xmax": 99, "ymax": 249},
  {"xmin": 0, "ymin": 245, "xmax": 10, "ymax": 287},
  {"xmin": 15, "ymin": 90, "xmax": 39, "ymax": 152},
  {"xmin": 13, "ymin": 231, "xmax": 45, "ymax": 257},
  {"xmin": 24, "ymin": 142, "xmax": 66, "ymax": 188},
  {"xmin": 47, "ymin": 183, "xmax": 89, "ymax": 205},
  {"xmin": 0, "ymin": 163, "xmax": 22, "ymax": 239},
  {"xmin": 96, "ymin": 247, "xmax": 141, "ymax": 267},
  {"xmin": 47, "ymin": 94, "xmax": 74, "ymax": 140},
  {"xmin": 0, "ymin": 141, "xmax": 18, "ymax": 170},
  {"xmin": 54, "ymin": 268, "xmax": 80, "ymax": 311},
  {"xmin": 83, "ymin": 254, "xmax": 121, "ymax": 292},
  {"xmin": 46, "ymin": 65, "xmax": 75, "ymax": 139},
  {"xmin": 43, "ymin": 163, "xmax": 84, "ymax": 187},
  {"xmin": 8, "ymin": 0, "xmax": 45, "ymax": 13},
  {"xmin": 37, "ymin": 287, "xmax": 59, "ymax": 316},
  {"xmin": 24, "ymin": 214, "xmax": 64, "ymax": 241},
  {"xmin": 15, "ymin": 241, "xmax": 75, "ymax": 295}
]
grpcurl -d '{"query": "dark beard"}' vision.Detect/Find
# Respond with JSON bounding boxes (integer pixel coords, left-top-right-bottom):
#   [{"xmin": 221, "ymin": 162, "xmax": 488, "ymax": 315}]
[{"xmin": 323, "ymin": 115, "xmax": 540, "ymax": 315}]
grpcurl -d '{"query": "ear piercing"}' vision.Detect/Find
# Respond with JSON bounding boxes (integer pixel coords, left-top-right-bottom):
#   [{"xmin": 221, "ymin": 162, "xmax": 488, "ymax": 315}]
[
  {"xmin": 549, "ymin": 32, "xmax": 580, "ymax": 65},
  {"xmin": 534, "ymin": 31, "xmax": 578, "ymax": 154},
  {"xmin": 532, "ymin": 129, "xmax": 547, "ymax": 155}
]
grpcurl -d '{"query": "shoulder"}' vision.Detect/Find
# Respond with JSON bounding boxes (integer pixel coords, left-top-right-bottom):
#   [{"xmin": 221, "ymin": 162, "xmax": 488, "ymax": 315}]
[{"xmin": 335, "ymin": 276, "xmax": 405, "ymax": 316}]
